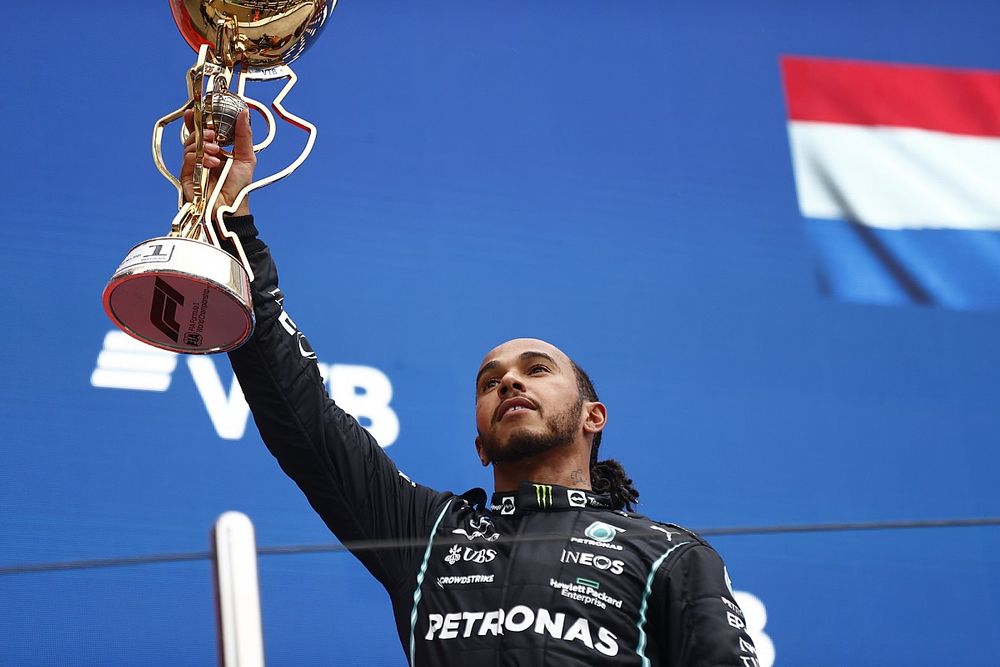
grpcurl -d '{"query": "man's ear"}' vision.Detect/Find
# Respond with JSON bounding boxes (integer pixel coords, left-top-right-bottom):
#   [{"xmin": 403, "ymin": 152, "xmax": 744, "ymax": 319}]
[
  {"xmin": 475, "ymin": 436, "xmax": 491, "ymax": 467},
  {"xmin": 582, "ymin": 402, "xmax": 607, "ymax": 436}
]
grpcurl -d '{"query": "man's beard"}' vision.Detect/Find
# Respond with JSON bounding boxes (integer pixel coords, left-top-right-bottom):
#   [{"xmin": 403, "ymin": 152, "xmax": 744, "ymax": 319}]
[{"xmin": 479, "ymin": 397, "xmax": 583, "ymax": 464}]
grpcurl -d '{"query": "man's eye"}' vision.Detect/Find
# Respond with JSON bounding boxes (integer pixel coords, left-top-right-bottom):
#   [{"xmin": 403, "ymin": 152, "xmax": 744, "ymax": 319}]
[
  {"xmin": 482, "ymin": 379, "xmax": 499, "ymax": 391},
  {"xmin": 529, "ymin": 365, "xmax": 549, "ymax": 374}
]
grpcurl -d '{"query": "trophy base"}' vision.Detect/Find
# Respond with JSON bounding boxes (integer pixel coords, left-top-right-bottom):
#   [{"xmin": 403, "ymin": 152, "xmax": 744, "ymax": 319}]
[{"xmin": 103, "ymin": 237, "xmax": 254, "ymax": 354}]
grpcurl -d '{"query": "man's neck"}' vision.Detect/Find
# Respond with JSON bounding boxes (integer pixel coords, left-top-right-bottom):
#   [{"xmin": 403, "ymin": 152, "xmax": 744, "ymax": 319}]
[{"xmin": 491, "ymin": 446, "xmax": 591, "ymax": 492}]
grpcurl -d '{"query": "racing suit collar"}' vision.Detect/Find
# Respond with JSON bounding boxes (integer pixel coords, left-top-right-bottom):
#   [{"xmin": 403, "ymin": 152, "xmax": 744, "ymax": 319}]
[{"xmin": 488, "ymin": 481, "xmax": 611, "ymax": 516}]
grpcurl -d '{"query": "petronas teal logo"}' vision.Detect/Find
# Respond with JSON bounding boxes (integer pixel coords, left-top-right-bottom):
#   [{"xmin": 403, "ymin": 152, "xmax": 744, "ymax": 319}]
[
  {"xmin": 533, "ymin": 484, "xmax": 554, "ymax": 508},
  {"xmin": 584, "ymin": 521, "xmax": 625, "ymax": 543}
]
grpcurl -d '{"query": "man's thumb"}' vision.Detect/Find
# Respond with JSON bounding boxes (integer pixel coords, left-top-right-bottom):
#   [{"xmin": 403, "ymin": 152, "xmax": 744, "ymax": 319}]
[{"xmin": 233, "ymin": 110, "xmax": 255, "ymax": 162}]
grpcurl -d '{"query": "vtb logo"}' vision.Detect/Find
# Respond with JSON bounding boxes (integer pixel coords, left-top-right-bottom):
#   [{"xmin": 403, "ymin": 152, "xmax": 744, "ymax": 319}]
[
  {"xmin": 150, "ymin": 277, "xmax": 184, "ymax": 342},
  {"xmin": 91, "ymin": 330, "xmax": 400, "ymax": 445},
  {"xmin": 533, "ymin": 484, "xmax": 553, "ymax": 508}
]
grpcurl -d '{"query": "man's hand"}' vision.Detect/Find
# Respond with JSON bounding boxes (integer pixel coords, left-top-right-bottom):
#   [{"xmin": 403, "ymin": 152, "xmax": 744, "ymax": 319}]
[{"xmin": 180, "ymin": 108, "xmax": 256, "ymax": 217}]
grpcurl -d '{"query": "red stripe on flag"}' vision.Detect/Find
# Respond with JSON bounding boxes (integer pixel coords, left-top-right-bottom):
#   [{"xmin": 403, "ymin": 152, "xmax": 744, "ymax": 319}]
[{"xmin": 781, "ymin": 56, "xmax": 1000, "ymax": 137}]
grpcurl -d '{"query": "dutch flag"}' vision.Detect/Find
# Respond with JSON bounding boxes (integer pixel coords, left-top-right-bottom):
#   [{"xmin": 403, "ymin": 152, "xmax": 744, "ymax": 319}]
[{"xmin": 781, "ymin": 56, "xmax": 1000, "ymax": 309}]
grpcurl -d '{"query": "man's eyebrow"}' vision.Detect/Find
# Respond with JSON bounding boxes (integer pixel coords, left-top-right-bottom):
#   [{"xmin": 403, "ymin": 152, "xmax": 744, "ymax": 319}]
[
  {"xmin": 476, "ymin": 360, "xmax": 500, "ymax": 385},
  {"xmin": 475, "ymin": 351, "xmax": 559, "ymax": 386},
  {"xmin": 519, "ymin": 351, "xmax": 558, "ymax": 366}
]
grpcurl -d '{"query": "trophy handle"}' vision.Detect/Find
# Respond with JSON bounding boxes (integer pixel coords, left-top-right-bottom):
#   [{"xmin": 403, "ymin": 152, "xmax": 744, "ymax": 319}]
[
  {"xmin": 152, "ymin": 44, "xmax": 223, "ymax": 232},
  {"xmin": 214, "ymin": 65, "xmax": 317, "ymax": 225},
  {"xmin": 212, "ymin": 65, "xmax": 317, "ymax": 283},
  {"xmin": 153, "ymin": 102, "xmax": 193, "ymax": 211},
  {"xmin": 197, "ymin": 91, "xmax": 281, "ymax": 284},
  {"xmin": 153, "ymin": 44, "xmax": 220, "ymax": 213}
]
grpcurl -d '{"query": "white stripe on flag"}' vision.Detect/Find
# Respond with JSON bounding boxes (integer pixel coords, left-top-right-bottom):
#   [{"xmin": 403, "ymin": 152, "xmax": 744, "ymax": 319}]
[{"xmin": 788, "ymin": 121, "xmax": 1000, "ymax": 230}]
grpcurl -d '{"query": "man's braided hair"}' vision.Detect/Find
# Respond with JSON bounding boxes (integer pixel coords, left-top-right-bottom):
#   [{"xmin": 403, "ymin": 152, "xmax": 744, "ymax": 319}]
[{"xmin": 570, "ymin": 361, "xmax": 639, "ymax": 512}]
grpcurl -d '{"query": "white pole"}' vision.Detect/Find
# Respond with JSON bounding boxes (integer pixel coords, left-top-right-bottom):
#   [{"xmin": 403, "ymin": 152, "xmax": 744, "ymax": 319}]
[{"xmin": 212, "ymin": 511, "xmax": 265, "ymax": 667}]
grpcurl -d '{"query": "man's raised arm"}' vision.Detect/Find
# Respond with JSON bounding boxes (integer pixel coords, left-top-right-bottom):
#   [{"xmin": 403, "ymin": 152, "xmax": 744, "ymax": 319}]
[{"xmin": 182, "ymin": 110, "xmax": 452, "ymax": 592}]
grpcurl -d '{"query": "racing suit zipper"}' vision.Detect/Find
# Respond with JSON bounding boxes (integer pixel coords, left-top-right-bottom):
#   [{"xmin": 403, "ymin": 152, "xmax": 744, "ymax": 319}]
[{"xmin": 494, "ymin": 514, "xmax": 527, "ymax": 667}]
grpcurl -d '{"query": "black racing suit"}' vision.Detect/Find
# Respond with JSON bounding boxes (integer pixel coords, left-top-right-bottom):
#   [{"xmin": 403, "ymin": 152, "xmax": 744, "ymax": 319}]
[{"xmin": 225, "ymin": 216, "xmax": 759, "ymax": 666}]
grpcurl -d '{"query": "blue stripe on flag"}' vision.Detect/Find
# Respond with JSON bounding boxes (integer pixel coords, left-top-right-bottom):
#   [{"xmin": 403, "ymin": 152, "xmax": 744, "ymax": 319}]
[{"xmin": 804, "ymin": 218, "xmax": 1000, "ymax": 309}]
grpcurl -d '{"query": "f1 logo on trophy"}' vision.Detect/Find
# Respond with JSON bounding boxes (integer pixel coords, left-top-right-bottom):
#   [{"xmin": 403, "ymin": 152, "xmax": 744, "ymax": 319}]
[{"xmin": 103, "ymin": 1, "xmax": 336, "ymax": 353}]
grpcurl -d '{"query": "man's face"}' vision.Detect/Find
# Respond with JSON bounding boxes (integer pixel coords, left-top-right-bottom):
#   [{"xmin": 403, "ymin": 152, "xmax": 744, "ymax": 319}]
[{"xmin": 474, "ymin": 338, "xmax": 584, "ymax": 464}]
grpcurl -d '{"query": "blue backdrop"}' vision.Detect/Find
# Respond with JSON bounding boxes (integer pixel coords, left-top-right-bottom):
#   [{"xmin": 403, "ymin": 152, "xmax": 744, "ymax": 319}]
[{"xmin": 3, "ymin": 1, "xmax": 1000, "ymax": 665}]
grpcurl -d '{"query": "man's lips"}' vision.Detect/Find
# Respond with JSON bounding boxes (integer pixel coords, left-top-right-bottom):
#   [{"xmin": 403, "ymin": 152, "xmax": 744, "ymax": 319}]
[{"xmin": 496, "ymin": 397, "xmax": 537, "ymax": 422}]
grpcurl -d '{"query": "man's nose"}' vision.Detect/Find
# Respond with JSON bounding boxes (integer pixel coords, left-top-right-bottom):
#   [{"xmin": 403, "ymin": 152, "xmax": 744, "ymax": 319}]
[{"xmin": 498, "ymin": 373, "xmax": 524, "ymax": 395}]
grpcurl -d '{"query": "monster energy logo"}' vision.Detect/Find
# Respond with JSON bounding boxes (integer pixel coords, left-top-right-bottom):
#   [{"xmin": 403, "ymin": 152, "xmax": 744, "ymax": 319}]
[{"xmin": 533, "ymin": 484, "xmax": 554, "ymax": 508}]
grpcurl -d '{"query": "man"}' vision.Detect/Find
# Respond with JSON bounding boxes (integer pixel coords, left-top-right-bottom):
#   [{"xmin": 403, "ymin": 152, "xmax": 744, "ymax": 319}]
[{"xmin": 186, "ymin": 111, "xmax": 758, "ymax": 665}]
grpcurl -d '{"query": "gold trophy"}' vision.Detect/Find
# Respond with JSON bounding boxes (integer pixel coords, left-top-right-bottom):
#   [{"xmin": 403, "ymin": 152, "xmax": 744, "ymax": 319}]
[{"xmin": 103, "ymin": 1, "xmax": 337, "ymax": 353}]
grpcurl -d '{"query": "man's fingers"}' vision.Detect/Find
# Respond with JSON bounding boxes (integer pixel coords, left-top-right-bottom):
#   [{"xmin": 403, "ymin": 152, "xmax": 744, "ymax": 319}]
[
  {"xmin": 184, "ymin": 129, "xmax": 218, "ymax": 152},
  {"xmin": 183, "ymin": 148, "xmax": 222, "ymax": 168},
  {"xmin": 182, "ymin": 132, "xmax": 222, "ymax": 172},
  {"xmin": 180, "ymin": 106, "xmax": 254, "ymax": 206}
]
